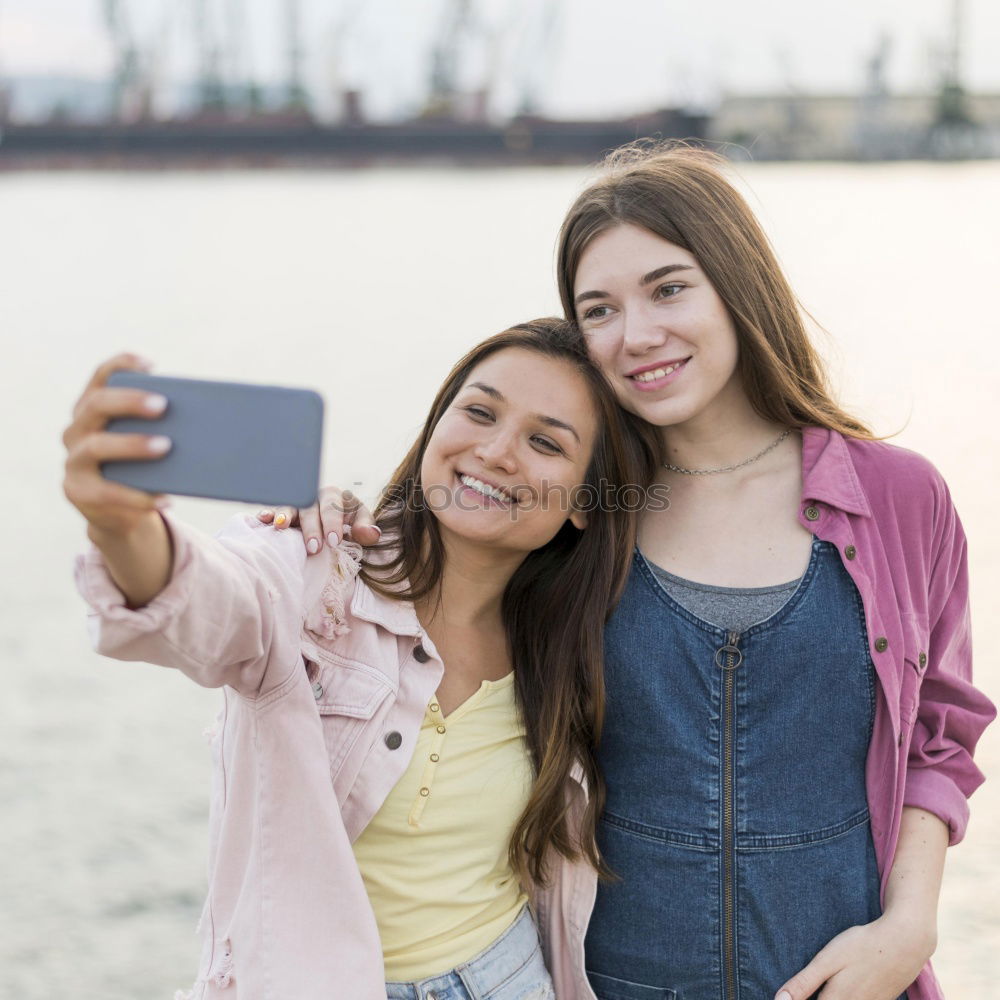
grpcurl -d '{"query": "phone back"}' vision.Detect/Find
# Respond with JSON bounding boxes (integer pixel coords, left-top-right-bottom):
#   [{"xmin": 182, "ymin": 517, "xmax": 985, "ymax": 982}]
[{"xmin": 104, "ymin": 371, "xmax": 323, "ymax": 508}]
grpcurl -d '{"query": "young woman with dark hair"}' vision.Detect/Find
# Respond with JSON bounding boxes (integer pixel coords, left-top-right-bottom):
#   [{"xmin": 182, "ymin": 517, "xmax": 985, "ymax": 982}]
[{"xmin": 64, "ymin": 318, "xmax": 660, "ymax": 1000}]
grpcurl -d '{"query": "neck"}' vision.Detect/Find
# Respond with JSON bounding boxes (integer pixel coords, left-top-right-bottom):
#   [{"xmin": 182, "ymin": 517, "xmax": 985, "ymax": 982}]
[
  {"xmin": 660, "ymin": 380, "xmax": 786, "ymax": 473},
  {"xmin": 415, "ymin": 531, "xmax": 522, "ymax": 631}
]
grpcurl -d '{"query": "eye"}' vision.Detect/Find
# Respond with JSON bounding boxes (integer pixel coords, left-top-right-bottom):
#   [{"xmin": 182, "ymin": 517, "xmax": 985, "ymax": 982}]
[
  {"xmin": 531, "ymin": 435, "xmax": 563, "ymax": 455},
  {"xmin": 655, "ymin": 282, "xmax": 685, "ymax": 300},
  {"xmin": 464, "ymin": 405, "xmax": 493, "ymax": 421},
  {"xmin": 580, "ymin": 303, "xmax": 612, "ymax": 323}
]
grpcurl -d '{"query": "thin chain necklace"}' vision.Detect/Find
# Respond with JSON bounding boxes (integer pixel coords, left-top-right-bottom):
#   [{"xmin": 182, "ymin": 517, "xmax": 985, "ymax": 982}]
[{"xmin": 664, "ymin": 428, "xmax": 792, "ymax": 476}]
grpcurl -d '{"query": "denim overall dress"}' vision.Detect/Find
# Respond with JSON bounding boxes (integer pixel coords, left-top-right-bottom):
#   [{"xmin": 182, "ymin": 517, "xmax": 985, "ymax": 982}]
[{"xmin": 585, "ymin": 538, "xmax": 905, "ymax": 1000}]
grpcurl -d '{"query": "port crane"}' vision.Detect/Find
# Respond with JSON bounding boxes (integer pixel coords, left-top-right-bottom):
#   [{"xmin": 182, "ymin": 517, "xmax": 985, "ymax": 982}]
[
  {"xmin": 104, "ymin": 0, "xmax": 146, "ymax": 120},
  {"xmin": 936, "ymin": 0, "xmax": 970, "ymax": 125}
]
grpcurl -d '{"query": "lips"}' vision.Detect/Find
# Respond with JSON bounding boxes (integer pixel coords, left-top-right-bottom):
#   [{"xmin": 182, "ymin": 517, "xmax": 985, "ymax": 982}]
[
  {"xmin": 624, "ymin": 357, "xmax": 691, "ymax": 390},
  {"xmin": 456, "ymin": 471, "xmax": 513, "ymax": 506},
  {"xmin": 629, "ymin": 360, "xmax": 685, "ymax": 383}
]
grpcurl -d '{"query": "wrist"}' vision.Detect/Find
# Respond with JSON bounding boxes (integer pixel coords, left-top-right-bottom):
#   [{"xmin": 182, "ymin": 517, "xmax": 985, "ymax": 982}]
[
  {"xmin": 87, "ymin": 510, "xmax": 173, "ymax": 610},
  {"xmin": 86, "ymin": 510, "xmax": 163, "ymax": 552},
  {"xmin": 880, "ymin": 904, "xmax": 938, "ymax": 958}
]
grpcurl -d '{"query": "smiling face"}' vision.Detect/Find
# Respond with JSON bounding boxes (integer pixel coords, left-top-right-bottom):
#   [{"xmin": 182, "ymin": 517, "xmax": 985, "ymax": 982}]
[
  {"xmin": 573, "ymin": 223, "xmax": 744, "ymax": 430},
  {"xmin": 419, "ymin": 347, "xmax": 597, "ymax": 555}
]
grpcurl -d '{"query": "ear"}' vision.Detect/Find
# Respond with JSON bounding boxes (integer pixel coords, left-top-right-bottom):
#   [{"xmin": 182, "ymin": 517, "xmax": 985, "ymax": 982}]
[{"xmin": 569, "ymin": 509, "xmax": 588, "ymax": 531}]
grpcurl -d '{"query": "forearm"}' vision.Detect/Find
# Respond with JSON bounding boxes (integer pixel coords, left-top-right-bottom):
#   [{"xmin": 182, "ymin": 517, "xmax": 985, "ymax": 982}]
[
  {"xmin": 87, "ymin": 511, "xmax": 174, "ymax": 609},
  {"xmin": 881, "ymin": 806, "xmax": 949, "ymax": 947}
]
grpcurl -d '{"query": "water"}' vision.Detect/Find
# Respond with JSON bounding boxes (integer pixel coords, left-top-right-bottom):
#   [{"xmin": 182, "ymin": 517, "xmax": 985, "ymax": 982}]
[{"xmin": 1, "ymin": 163, "xmax": 998, "ymax": 998}]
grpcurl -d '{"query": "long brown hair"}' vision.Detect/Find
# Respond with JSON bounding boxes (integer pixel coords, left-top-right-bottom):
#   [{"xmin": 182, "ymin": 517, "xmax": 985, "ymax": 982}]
[
  {"xmin": 557, "ymin": 141, "xmax": 873, "ymax": 438},
  {"xmin": 361, "ymin": 318, "xmax": 660, "ymax": 886}
]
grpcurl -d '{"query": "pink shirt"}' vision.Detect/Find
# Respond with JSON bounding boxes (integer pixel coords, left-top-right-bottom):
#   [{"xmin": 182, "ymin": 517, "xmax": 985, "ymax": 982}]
[{"xmin": 75, "ymin": 426, "xmax": 994, "ymax": 1000}]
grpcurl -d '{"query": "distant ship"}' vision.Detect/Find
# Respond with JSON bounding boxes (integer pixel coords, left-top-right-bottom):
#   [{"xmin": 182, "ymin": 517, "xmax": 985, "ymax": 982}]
[{"xmin": 0, "ymin": 107, "xmax": 708, "ymax": 168}]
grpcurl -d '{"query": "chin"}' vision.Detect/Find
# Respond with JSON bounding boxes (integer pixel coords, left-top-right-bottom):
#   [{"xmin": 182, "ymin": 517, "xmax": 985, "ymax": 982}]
[{"xmin": 622, "ymin": 394, "xmax": 696, "ymax": 429}]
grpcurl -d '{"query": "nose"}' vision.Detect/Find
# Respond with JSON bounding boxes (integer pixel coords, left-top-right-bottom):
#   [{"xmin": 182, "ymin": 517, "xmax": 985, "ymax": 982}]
[
  {"xmin": 621, "ymin": 301, "xmax": 668, "ymax": 356},
  {"xmin": 474, "ymin": 427, "xmax": 518, "ymax": 475}
]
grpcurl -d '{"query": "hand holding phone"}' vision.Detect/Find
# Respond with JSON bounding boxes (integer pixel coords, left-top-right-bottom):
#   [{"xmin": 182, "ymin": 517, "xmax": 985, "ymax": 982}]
[{"xmin": 102, "ymin": 371, "xmax": 324, "ymax": 508}]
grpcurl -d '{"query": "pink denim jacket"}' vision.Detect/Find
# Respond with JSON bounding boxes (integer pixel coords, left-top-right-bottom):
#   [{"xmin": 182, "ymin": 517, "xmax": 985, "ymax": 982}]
[
  {"xmin": 75, "ymin": 426, "xmax": 994, "ymax": 1000},
  {"xmin": 75, "ymin": 514, "xmax": 598, "ymax": 1000}
]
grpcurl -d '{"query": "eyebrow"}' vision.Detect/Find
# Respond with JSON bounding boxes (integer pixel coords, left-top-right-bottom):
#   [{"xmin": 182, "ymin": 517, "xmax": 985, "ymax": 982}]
[
  {"xmin": 573, "ymin": 263, "xmax": 696, "ymax": 306},
  {"xmin": 465, "ymin": 382, "xmax": 581, "ymax": 444}
]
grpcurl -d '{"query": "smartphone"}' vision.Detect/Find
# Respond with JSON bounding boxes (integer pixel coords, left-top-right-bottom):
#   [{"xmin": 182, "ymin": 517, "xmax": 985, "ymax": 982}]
[{"xmin": 103, "ymin": 371, "xmax": 324, "ymax": 508}]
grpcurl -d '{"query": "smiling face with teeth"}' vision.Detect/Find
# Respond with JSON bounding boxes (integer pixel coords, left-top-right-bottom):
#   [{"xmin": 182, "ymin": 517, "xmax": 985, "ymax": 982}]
[
  {"xmin": 419, "ymin": 347, "xmax": 597, "ymax": 555},
  {"xmin": 572, "ymin": 223, "xmax": 745, "ymax": 434}
]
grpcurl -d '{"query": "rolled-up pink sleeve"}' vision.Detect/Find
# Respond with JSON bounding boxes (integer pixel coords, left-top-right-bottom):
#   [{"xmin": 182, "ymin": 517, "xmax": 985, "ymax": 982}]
[
  {"xmin": 902, "ymin": 487, "xmax": 996, "ymax": 845},
  {"xmin": 74, "ymin": 513, "xmax": 310, "ymax": 699}
]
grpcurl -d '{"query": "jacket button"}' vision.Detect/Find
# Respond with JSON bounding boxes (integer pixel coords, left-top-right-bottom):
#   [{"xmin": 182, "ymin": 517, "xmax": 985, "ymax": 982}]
[
  {"xmin": 384, "ymin": 731, "xmax": 403, "ymax": 750},
  {"xmin": 413, "ymin": 643, "xmax": 430, "ymax": 663},
  {"xmin": 844, "ymin": 544, "xmax": 857, "ymax": 560},
  {"xmin": 436, "ymin": 725, "xmax": 446, "ymax": 735},
  {"xmin": 918, "ymin": 651, "xmax": 927, "ymax": 670},
  {"xmin": 311, "ymin": 681, "xmax": 324, "ymax": 699},
  {"xmin": 874, "ymin": 636, "xmax": 889, "ymax": 653},
  {"xmin": 804, "ymin": 505, "xmax": 820, "ymax": 521}
]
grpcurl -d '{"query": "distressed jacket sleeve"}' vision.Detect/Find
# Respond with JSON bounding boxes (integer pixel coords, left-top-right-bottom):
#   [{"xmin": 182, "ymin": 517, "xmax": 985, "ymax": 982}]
[
  {"xmin": 902, "ymin": 482, "xmax": 997, "ymax": 845},
  {"xmin": 74, "ymin": 512, "xmax": 313, "ymax": 699}
]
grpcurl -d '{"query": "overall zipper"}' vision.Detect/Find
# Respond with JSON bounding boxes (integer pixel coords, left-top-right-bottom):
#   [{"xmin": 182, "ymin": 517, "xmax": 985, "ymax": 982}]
[{"xmin": 717, "ymin": 629, "xmax": 743, "ymax": 1000}]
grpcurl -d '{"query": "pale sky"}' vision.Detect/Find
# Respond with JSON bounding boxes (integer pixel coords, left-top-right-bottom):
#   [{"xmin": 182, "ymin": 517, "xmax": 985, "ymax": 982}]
[{"xmin": 1, "ymin": 0, "xmax": 998, "ymax": 118}]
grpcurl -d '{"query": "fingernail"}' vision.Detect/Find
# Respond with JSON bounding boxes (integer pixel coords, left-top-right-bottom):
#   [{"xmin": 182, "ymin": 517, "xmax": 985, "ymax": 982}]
[
  {"xmin": 143, "ymin": 394, "xmax": 168, "ymax": 414},
  {"xmin": 274, "ymin": 513, "xmax": 288, "ymax": 527},
  {"xmin": 135, "ymin": 356, "xmax": 154, "ymax": 371},
  {"xmin": 148, "ymin": 435, "xmax": 171, "ymax": 454},
  {"xmin": 327, "ymin": 532, "xmax": 339, "ymax": 548},
  {"xmin": 155, "ymin": 496, "xmax": 172, "ymax": 510},
  {"xmin": 306, "ymin": 537, "xmax": 320, "ymax": 555},
  {"xmin": 258, "ymin": 508, "xmax": 272, "ymax": 520},
  {"xmin": 776, "ymin": 992, "xmax": 792, "ymax": 1000},
  {"xmin": 342, "ymin": 524, "xmax": 352, "ymax": 538},
  {"xmin": 370, "ymin": 525, "xmax": 382, "ymax": 539}
]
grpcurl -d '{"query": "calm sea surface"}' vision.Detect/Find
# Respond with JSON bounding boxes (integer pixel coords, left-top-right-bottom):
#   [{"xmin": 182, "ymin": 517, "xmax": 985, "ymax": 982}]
[{"xmin": 1, "ymin": 163, "xmax": 998, "ymax": 998}]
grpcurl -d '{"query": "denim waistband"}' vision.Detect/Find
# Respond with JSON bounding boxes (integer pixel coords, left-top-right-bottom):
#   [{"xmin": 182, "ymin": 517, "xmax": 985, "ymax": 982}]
[{"xmin": 384, "ymin": 905, "xmax": 545, "ymax": 1000}]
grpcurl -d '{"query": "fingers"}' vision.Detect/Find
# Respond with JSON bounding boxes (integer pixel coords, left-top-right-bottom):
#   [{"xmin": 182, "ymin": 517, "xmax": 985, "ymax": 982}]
[
  {"xmin": 62, "ymin": 355, "xmax": 170, "ymax": 537},
  {"xmin": 317, "ymin": 487, "xmax": 346, "ymax": 551},
  {"xmin": 774, "ymin": 943, "xmax": 842, "ymax": 1000},
  {"xmin": 257, "ymin": 506, "xmax": 301, "ymax": 532},
  {"xmin": 68, "ymin": 386, "xmax": 167, "ymax": 444},
  {"xmin": 66, "ymin": 430, "xmax": 171, "ymax": 470},
  {"xmin": 342, "ymin": 488, "xmax": 381, "ymax": 547},
  {"xmin": 258, "ymin": 485, "xmax": 380, "ymax": 555},
  {"xmin": 298, "ymin": 504, "xmax": 323, "ymax": 554},
  {"xmin": 82, "ymin": 352, "xmax": 152, "ymax": 397},
  {"xmin": 65, "ymin": 350, "xmax": 164, "ymax": 456},
  {"xmin": 65, "ymin": 470, "xmax": 169, "ymax": 516},
  {"xmin": 64, "ymin": 430, "xmax": 172, "ymax": 523}
]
